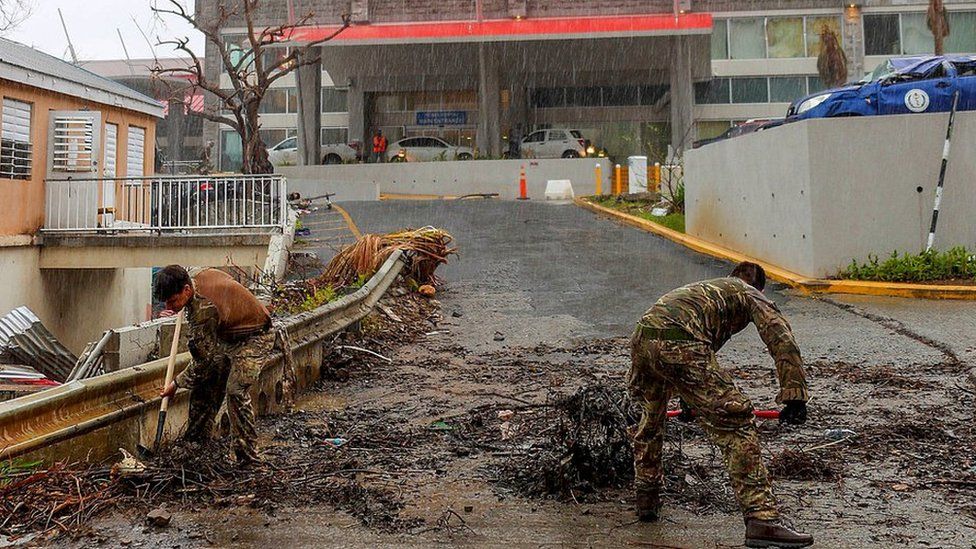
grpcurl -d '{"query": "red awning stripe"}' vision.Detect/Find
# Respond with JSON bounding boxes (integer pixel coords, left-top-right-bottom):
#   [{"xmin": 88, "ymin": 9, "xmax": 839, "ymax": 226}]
[{"xmin": 287, "ymin": 13, "xmax": 712, "ymax": 45}]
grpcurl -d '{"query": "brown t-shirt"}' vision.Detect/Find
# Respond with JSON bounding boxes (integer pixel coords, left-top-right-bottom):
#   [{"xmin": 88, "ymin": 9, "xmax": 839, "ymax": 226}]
[{"xmin": 192, "ymin": 268, "xmax": 270, "ymax": 340}]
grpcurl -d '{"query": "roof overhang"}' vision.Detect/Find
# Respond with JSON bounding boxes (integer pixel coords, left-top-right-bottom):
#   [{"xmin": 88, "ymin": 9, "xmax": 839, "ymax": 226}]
[{"xmin": 287, "ymin": 13, "xmax": 713, "ymax": 46}]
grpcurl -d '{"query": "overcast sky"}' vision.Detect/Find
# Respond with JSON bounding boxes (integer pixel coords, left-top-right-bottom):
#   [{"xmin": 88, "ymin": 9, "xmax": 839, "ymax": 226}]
[{"xmin": 5, "ymin": 0, "xmax": 205, "ymax": 61}]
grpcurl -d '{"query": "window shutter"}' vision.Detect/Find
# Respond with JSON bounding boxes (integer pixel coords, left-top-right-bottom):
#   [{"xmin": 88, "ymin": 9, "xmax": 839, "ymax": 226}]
[
  {"xmin": 52, "ymin": 114, "xmax": 95, "ymax": 172},
  {"xmin": 104, "ymin": 124, "xmax": 117, "ymax": 177},
  {"xmin": 1, "ymin": 98, "xmax": 32, "ymax": 179},
  {"xmin": 126, "ymin": 126, "xmax": 145, "ymax": 178}
]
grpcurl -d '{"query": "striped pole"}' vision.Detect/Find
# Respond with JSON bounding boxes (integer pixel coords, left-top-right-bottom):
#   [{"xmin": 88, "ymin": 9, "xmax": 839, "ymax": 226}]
[{"xmin": 925, "ymin": 90, "xmax": 960, "ymax": 252}]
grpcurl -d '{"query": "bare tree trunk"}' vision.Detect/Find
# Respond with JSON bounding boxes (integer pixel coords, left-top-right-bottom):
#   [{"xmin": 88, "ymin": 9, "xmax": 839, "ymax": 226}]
[{"xmin": 241, "ymin": 102, "xmax": 273, "ymax": 174}]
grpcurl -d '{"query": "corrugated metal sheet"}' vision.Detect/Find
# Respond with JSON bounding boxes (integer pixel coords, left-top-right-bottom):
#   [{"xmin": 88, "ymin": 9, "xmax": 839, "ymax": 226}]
[{"xmin": 0, "ymin": 307, "xmax": 77, "ymax": 382}]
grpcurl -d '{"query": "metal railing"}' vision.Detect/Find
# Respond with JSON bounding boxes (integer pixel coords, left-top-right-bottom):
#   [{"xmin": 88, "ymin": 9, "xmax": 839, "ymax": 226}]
[{"xmin": 43, "ymin": 174, "xmax": 288, "ymax": 233}]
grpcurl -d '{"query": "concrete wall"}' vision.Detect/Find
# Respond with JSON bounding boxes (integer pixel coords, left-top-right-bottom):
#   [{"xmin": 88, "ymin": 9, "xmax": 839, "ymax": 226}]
[
  {"xmin": 0, "ymin": 242, "xmax": 152, "ymax": 354},
  {"xmin": 282, "ymin": 158, "xmax": 613, "ymax": 201},
  {"xmin": 685, "ymin": 111, "xmax": 976, "ymax": 278}
]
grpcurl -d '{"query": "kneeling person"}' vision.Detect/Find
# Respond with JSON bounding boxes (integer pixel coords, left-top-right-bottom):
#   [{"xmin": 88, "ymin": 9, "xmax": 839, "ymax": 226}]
[
  {"xmin": 155, "ymin": 265, "xmax": 274, "ymax": 464},
  {"xmin": 629, "ymin": 262, "xmax": 813, "ymax": 548}
]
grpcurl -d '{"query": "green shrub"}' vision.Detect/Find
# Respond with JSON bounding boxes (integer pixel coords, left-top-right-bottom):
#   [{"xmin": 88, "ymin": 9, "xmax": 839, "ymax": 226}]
[{"xmin": 840, "ymin": 247, "xmax": 976, "ymax": 282}]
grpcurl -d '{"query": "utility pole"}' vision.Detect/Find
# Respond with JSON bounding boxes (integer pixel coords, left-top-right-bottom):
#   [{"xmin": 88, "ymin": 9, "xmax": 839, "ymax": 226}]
[{"xmin": 57, "ymin": 8, "xmax": 78, "ymax": 63}]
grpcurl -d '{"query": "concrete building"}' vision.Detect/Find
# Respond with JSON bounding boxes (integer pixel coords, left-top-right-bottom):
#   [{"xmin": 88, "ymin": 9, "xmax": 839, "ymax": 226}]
[{"xmin": 198, "ymin": 0, "xmax": 976, "ymax": 167}]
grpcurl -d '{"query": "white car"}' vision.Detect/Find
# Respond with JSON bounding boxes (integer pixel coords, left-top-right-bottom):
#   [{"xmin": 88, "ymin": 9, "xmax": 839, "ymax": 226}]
[
  {"xmin": 519, "ymin": 129, "xmax": 589, "ymax": 159},
  {"xmin": 387, "ymin": 136, "xmax": 474, "ymax": 162},
  {"xmin": 268, "ymin": 136, "xmax": 360, "ymax": 166}
]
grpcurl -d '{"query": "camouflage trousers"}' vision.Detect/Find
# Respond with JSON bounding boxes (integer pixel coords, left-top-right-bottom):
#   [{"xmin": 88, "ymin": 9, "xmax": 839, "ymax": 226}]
[
  {"xmin": 184, "ymin": 329, "xmax": 277, "ymax": 462},
  {"xmin": 628, "ymin": 330, "xmax": 778, "ymax": 521}
]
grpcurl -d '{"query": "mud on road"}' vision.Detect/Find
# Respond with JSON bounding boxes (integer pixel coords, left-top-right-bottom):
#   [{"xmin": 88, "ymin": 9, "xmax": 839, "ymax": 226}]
[{"xmin": 53, "ymin": 286, "xmax": 976, "ymax": 548}]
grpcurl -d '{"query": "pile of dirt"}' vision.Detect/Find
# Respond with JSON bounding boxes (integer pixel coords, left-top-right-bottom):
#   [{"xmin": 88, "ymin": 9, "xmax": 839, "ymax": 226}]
[
  {"xmin": 492, "ymin": 385, "xmax": 640, "ymax": 500},
  {"xmin": 768, "ymin": 448, "xmax": 843, "ymax": 482}
]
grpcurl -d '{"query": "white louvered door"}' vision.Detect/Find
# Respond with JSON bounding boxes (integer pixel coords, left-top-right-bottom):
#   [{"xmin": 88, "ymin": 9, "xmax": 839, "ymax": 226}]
[
  {"xmin": 102, "ymin": 123, "xmax": 118, "ymax": 226},
  {"xmin": 46, "ymin": 111, "xmax": 102, "ymax": 229}
]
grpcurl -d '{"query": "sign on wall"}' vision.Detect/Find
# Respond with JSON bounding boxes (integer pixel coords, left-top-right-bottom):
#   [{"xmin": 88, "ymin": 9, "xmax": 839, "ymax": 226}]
[{"xmin": 416, "ymin": 111, "xmax": 468, "ymax": 126}]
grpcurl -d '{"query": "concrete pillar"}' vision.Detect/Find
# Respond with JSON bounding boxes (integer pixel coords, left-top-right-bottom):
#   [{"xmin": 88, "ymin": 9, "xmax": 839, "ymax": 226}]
[
  {"xmin": 477, "ymin": 43, "xmax": 502, "ymax": 157},
  {"xmin": 295, "ymin": 48, "xmax": 322, "ymax": 165},
  {"xmin": 843, "ymin": 5, "xmax": 865, "ymax": 82},
  {"xmin": 347, "ymin": 83, "xmax": 367, "ymax": 158},
  {"xmin": 669, "ymin": 36, "xmax": 695, "ymax": 157}
]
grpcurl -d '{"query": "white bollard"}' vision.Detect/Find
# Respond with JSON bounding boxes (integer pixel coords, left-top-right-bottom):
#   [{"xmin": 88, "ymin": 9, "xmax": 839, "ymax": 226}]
[{"xmin": 544, "ymin": 179, "xmax": 575, "ymax": 200}]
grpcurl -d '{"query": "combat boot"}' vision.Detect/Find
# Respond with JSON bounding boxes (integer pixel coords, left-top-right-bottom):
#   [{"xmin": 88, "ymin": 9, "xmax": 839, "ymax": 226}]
[
  {"xmin": 634, "ymin": 488, "xmax": 661, "ymax": 522},
  {"xmin": 744, "ymin": 518, "xmax": 813, "ymax": 548}
]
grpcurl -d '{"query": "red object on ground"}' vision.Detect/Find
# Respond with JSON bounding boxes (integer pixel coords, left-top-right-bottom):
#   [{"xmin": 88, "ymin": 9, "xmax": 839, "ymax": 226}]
[
  {"xmin": 286, "ymin": 13, "xmax": 714, "ymax": 45},
  {"xmin": 517, "ymin": 165, "xmax": 528, "ymax": 200},
  {"xmin": 666, "ymin": 409, "xmax": 779, "ymax": 419}
]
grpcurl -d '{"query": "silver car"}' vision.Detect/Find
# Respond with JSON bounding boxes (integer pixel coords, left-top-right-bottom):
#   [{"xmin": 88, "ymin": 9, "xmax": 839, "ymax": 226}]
[
  {"xmin": 268, "ymin": 136, "xmax": 359, "ymax": 166},
  {"xmin": 387, "ymin": 136, "xmax": 474, "ymax": 162}
]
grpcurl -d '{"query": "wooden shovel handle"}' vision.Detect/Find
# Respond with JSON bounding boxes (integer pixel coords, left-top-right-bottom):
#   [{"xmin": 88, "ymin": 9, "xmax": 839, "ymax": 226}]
[{"xmin": 159, "ymin": 311, "xmax": 183, "ymax": 414}]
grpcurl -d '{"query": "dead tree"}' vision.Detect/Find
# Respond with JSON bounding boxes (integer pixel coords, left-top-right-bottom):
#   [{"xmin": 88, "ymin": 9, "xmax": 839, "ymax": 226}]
[
  {"xmin": 151, "ymin": 0, "xmax": 349, "ymax": 174},
  {"xmin": 927, "ymin": 0, "xmax": 950, "ymax": 56},
  {"xmin": 0, "ymin": 0, "xmax": 32, "ymax": 34}
]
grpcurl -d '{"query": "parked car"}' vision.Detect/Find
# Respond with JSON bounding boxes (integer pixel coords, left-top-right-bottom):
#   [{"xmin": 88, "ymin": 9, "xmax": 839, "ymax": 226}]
[
  {"xmin": 267, "ymin": 136, "xmax": 361, "ymax": 166},
  {"xmin": 691, "ymin": 119, "xmax": 783, "ymax": 149},
  {"xmin": 387, "ymin": 136, "xmax": 474, "ymax": 162},
  {"xmin": 787, "ymin": 55, "xmax": 976, "ymax": 121},
  {"xmin": 518, "ymin": 128, "xmax": 590, "ymax": 158}
]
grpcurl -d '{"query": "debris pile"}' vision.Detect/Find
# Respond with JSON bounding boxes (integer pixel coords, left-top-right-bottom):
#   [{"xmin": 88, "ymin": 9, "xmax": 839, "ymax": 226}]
[
  {"xmin": 768, "ymin": 448, "xmax": 843, "ymax": 482},
  {"xmin": 319, "ymin": 227, "xmax": 457, "ymax": 288}
]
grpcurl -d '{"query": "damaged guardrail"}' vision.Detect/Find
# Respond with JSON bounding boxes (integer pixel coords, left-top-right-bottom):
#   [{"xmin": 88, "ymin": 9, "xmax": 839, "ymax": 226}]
[{"xmin": 0, "ymin": 250, "xmax": 407, "ymax": 462}]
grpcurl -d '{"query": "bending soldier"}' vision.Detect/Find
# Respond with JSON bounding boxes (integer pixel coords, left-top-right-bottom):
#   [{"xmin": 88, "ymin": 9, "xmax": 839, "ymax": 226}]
[
  {"xmin": 155, "ymin": 265, "xmax": 275, "ymax": 465},
  {"xmin": 628, "ymin": 262, "xmax": 813, "ymax": 548}
]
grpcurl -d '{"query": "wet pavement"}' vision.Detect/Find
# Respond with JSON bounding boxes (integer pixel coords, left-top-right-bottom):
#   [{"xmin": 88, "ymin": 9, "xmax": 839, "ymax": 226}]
[{"xmin": 70, "ymin": 199, "xmax": 975, "ymax": 548}]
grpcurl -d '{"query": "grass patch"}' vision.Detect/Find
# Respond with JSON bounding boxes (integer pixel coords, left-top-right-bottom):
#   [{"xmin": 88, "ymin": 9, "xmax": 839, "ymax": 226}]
[
  {"xmin": 839, "ymin": 247, "xmax": 976, "ymax": 283},
  {"xmin": 590, "ymin": 195, "xmax": 685, "ymax": 233}
]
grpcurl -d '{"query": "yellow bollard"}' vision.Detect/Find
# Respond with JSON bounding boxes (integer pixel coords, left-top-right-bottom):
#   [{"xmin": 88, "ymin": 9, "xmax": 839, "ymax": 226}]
[
  {"xmin": 652, "ymin": 162, "xmax": 661, "ymax": 193},
  {"xmin": 614, "ymin": 164, "xmax": 622, "ymax": 195},
  {"xmin": 595, "ymin": 164, "xmax": 603, "ymax": 195}
]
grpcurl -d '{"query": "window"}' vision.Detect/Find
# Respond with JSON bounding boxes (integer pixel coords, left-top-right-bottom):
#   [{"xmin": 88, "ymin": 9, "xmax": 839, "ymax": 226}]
[
  {"xmin": 696, "ymin": 121, "xmax": 732, "ymax": 140},
  {"xmin": 274, "ymin": 136, "xmax": 297, "ymax": 150},
  {"xmin": 567, "ymin": 87, "xmax": 602, "ymax": 107},
  {"xmin": 52, "ymin": 114, "xmax": 96, "ymax": 172},
  {"xmin": 259, "ymin": 88, "xmax": 289, "ymax": 114},
  {"xmin": 769, "ymin": 77, "xmax": 806, "ymax": 102},
  {"xmin": 548, "ymin": 130, "xmax": 567, "ymax": 141},
  {"xmin": 730, "ymin": 18, "xmax": 765, "ymax": 59},
  {"xmin": 261, "ymin": 130, "xmax": 293, "ymax": 149},
  {"xmin": 321, "ymin": 127, "xmax": 348, "ymax": 144},
  {"xmin": 901, "ymin": 13, "xmax": 930, "ymax": 55},
  {"xmin": 374, "ymin": 94, "xmax": 405, "ymax": 112},
  {"xmin": 806, "ymin": 16, "xmax": 842, "ymax": 57},
  {"xmin": 322, "ymin": 88, "xmax": 348, "ymax": 113},
  {"xmin": 602, "ymin": 86, "xmax": 638, "ymax": 106},
  {"xmin": 766, "ymin": 17, "xmax": 805, "ymax": 58},
  {"xmin": 524, "ymin": 131, "xmax": 545, "ymax": 143},
  {"xmin": 640, "ymin": 85, "xmax": 668, "ymax": 106},
  {"xmin": 864, "ymin": 14, "xmax": 900, "ymax": 55},
  {"xmin": 0, "ymin": 98, "xmax": 32, "ymax": 179},
  {"xmin": 104, "ymin": 123, "xmax": 117, "ymax": 178},
  {"xmin": 531, "ymin": 88, "xmax": 565, "ymax": 108},
  {"xmin": 946, "ymin": 12, "xmax": 976, "ymax": 53},
  {"xmin": 126, "ymin": 126, "xmax": 145, "ymax": 177},
  {"xmin": 694, "ymin": 78, "xmax": 731, "ymax": 104},
  {"xmin": 220, "ymin": 130, "xmax": 242, "ymax": 172},
  {"xmin": 807, "ymin": 76, "xmax": 827, "ymax": 94},
  {"xmin": 711, "ymin": 19, "xmax": 729, "ymax": 60},
  {"xmin": 731, "ymin": 78, "xmax": 769, "ymax": 103}
]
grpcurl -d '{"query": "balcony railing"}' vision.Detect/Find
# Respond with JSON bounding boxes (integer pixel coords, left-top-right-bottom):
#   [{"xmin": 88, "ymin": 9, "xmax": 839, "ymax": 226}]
[{"xmin": 43, "ymin": 175, "xmax": 288, "ymax": 234}]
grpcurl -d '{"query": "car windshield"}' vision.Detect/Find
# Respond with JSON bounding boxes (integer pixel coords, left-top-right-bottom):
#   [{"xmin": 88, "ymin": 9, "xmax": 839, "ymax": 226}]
[{"xmin": 570, "ymin": 130, "xmax": 582, "ymax": 138}]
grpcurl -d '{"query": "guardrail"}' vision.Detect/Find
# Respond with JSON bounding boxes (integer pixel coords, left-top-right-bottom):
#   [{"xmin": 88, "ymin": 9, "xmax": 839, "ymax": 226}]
[
  {"xmin": 0, "ymin": 251, "xmax": 406, "ymax": 462},
  {"xmin": 43, "ymin": 174, "xmax": 288, "ymax": 233}
]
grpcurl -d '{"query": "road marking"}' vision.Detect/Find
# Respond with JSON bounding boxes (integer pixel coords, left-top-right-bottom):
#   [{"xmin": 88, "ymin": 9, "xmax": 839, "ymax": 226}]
[{"xmin": 332, "ymin": 204, "xmax": 362, "ymax": 239}]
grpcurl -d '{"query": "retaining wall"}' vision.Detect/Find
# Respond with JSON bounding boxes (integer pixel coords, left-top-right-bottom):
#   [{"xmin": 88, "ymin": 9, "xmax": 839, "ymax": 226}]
[
  {"xmin": 279, "ymin": 158, "xmax": 613, "ymax": 201},
  {"xmin": 685, "ymin": 111, "xmax": 976, "ymax": 278}
]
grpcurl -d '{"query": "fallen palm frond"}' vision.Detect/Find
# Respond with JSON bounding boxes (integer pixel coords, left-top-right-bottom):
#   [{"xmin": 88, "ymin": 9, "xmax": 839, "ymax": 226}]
[{"xmin": 318, "ymin": 227, "xmax": 457, "ymax": 288}]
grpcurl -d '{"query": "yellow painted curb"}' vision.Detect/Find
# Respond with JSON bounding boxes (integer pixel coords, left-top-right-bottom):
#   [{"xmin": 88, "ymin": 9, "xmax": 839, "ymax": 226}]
[
  {"xmin": 380, "ymin": 192, "xmax": 458, "ymax": 201},
  {"xmin": 575, "ymin": 197, "xmax": 976, "ymax": 301},
  {"xmin": 331, "ymin": 204, "xmax": 362, "ymax": 239}
]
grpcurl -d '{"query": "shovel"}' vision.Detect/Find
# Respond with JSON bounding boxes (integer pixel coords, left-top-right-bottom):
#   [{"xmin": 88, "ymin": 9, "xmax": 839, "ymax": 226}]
[
  {"xmin": 667, "ymin": 409, "xmax": 779, "ymax": 419},
  {"xmin": 139, "ymin": 311, "xmax": 183, "ymax": 459}
]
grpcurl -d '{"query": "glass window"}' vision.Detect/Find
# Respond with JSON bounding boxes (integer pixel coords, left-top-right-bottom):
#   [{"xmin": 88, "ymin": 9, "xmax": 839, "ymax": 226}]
[
  {"xmin": 374, "ymin": 94, "xmax": 404, "ymax": 112},
  {"xmin": 602, "ymin": 86, "xmax": 638, "ymax": 106},
  {"xmin": 219, "ymin": 130, "xmax": 242, "ymax": 172},
  {"xmin": 696, "ymin": 121, "xmax": 732, "ymax": 140},
  {"xmin": 769, "ymin": 77, "xmax": 806, "ymax": 102},
  {"xmin": 322, "ymin": 88, "xmax": 348, "ymax": 113},
  {"xmin": 730, "ymin": 18, "xmax": 766, "ymax": 59},
  {"xmin": 548, "ymin": 130, "xmax": 567, "ymax": 141},
  {"xmin": 259, "ymin": 88, "xmax": 288, "ymax": 114},
  {"xmin": 261, "ymin": 130, "xmax": 291, "ymax": 149},
  {"xmin": 806, "ymin": 16, "xmax": 842, "ymax": 57},
  {"xmin": 901, "ymin": 13, "xmax": 931, "ymax": 55},
  {"xmin": 261, "ymin": 47, "xmax": 290, "ymax": 73},
  {"xmin": 767, "ymin": 17, "xmax": 805, "ymax": 58},
  {"xmin": 731, "ymin": 78, "xmax": 769, "ymax": 103},
  {"xmin": 568, "ymin": 87, "xmax": 602, "ymax": 107},
  {"xmin": 711, "ymin": 19, "xmax": 729, "ymax": 60},
  {"xmin": 807, "ymin": 76, "xmax": 827, "ymax": 94},
  {"xmin": 321, "ymin": 127, "xmax": 348, "ymax": 144},
  {"xmin": 524, "ymin": 131, "xmax": 545, "ymax": 143},
  {"xmin": 694, "ymin": 78, "xmax": 731, "ymax": 104},
  {"xmin": 531, "ymin": 88, "xmax": 565, "ymax": 108},
  {"xmin": 640, "ymin": 85, "xmax": 668, "ymax": 106},
  {"xmin": 946, "ymin": 12, "xmax": 976, "ymax": 53},
  {"xmin": 864, "ymin": 14, "xmax": 901, "ymax": 55},
  {"xmin": 0, "ymin": 98, "xmax": 32, "ymax": 180}
]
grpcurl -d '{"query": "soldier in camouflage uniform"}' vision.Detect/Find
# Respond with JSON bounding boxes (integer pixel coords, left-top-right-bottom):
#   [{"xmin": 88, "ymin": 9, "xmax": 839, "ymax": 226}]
[
  {"xmin": 155, "ymin": 265, "xmax": 275, "ymax": 464},
  {"xmin": 629, "ymin": 262, "xmax": 813, "ymax": 548}
]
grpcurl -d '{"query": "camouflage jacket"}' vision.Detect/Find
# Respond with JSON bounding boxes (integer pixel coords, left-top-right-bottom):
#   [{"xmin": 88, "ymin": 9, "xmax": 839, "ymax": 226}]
[
  {"xmin": 639, "ymin": 277, "xmax": 808, "ymax": 403},
  {"xmin": 174, "ymin": 294, "xmax": 223, "ymax": 390}
]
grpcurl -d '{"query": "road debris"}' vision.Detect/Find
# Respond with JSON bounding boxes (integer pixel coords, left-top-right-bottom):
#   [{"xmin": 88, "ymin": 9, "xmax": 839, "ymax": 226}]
[{"xmin": 145, "ymin": 508, "xmax": 172, "ymax": 528}]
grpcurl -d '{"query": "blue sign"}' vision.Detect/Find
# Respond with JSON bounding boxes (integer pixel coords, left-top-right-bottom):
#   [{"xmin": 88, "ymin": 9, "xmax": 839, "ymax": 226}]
[{"xmin": 416, "ymin": 110, "xmax": 467, "ymax": 126}]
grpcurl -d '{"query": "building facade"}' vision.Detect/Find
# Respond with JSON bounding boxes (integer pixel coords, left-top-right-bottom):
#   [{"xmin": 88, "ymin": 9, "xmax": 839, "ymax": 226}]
[{"xmin": 197, "ymin": 0, "xmax": 976, "ymax": 167}]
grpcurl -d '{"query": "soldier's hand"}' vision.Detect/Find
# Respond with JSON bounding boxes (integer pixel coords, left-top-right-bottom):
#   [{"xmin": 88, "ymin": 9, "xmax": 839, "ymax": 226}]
[
  {"xmin": 677, "ymin": 397, "xmax": 695, "ymax": 422},
  {"xmin": 779, "ymin": 400, "xmax": 807, "ymax": 425},
  {"xmin": 160, "ymin": 381, "xmax": 177, "ymax": 399}
]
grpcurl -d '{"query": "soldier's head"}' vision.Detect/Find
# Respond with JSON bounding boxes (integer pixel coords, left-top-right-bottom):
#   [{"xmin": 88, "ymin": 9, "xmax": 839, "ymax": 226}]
[
  {"xmin": 730, "ymin": 261, "xmax": 766, "ymax": 291},
  {"xmin": 154, "ymin": 265, "xmax": 194, "ymax": 312}
]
